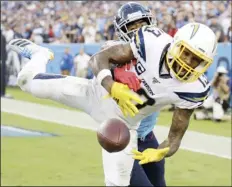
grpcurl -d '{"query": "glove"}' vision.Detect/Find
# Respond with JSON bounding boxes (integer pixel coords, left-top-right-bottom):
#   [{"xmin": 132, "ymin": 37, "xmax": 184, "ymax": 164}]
[
  {"xmin": 110, "ymin": 82, "xmax": 143, "ymax": 117},
  {"xmin": 114, "ymin": 66, "xmax": 141, "ymax": 92},
  {"xmin": 132, "ymin": 147, "xmax": 170, "ymax": 165}
]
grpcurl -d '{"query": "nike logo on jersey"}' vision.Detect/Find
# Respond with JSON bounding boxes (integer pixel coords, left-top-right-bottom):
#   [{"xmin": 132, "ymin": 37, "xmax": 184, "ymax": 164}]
[{"xmin": 152, "ymin": 77, "xmax": 160, "ymax": 84}]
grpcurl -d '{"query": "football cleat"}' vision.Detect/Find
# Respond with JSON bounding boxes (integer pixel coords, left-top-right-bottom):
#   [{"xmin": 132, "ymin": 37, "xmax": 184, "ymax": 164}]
[{"xmin": 9, "ymin": 39, "xmax": 54, "ymax": 60}]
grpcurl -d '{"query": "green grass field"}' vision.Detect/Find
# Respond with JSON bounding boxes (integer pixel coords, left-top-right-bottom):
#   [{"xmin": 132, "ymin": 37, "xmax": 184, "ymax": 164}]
[
  {"xmin": 1, "ymin": 112, "xmax": 231, "ymax": 186},
  {"xmin": 6, "ymin": 86, "xmax": 232, "ymax": 137},
  {"xmin": 2, "ymin": 87, "xmax": 232, "ymax": 186}
]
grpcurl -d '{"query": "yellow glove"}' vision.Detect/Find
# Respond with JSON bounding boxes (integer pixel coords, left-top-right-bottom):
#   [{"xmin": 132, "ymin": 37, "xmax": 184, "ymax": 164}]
[
  {"xmin": 110, "ymin": 82, "xmax": 143, "ymax": 117},
  {"xmin": 132, "ymin": 147, "xmax": 170, "ymax": 165}
]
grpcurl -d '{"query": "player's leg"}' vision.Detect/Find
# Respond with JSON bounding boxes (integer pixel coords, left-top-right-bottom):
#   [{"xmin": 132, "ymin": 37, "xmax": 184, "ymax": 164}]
[
  {"xmin": 134, "ymin": 112, "xmax": 165, "ymax": 186},
  {"xmin": 102, "ymin": 129, "xmax": 139, "ymax": 186},
  {"xmin": 129, "ymin": 113, "xmax": 161, "ymax": 186},
  {"xmin": 10, "ymin": 39, "xmax": 126, "ymax": 125},
  {"xmin": 138, "ymin": 132, "xmax": 166, "ymax": 186},
  {"xmin": 9, "ymin": 39, "xmax": 94, "ymax": 114}
]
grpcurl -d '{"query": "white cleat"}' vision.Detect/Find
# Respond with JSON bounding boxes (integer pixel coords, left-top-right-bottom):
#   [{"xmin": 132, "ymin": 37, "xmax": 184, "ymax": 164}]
[{"xmin": 8, "ymin": 39, "xmax": 54, "ymax": 60}]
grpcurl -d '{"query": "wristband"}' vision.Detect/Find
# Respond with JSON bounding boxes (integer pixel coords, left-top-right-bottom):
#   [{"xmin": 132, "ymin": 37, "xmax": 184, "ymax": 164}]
[{"xmin": 97, "ymin": 69, "xmax": 112, "ymax": 85}]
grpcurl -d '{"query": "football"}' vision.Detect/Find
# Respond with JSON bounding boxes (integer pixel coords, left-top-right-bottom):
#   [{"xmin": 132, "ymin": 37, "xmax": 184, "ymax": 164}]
[{"xmin": 97, "ymin": 118, "xmax": 130, "ymax": 153}]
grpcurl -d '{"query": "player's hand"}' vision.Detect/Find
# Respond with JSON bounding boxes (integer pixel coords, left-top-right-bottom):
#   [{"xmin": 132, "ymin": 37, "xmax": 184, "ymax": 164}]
[
  {"xmin": 132, "ymin": 147, "xmax": 170, "ymax": 165},
  {"xmin": 111, "ymin": 82, "xmax": 143, "ymax": 117},
  {"xmin": 114, "ymin": 67, "xmax": 141, "ymax": 92}
]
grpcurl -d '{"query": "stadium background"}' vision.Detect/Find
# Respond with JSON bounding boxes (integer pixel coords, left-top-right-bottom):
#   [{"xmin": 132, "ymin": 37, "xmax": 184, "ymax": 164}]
[
  {"xmin": 1, "ymin": 1, "xmax": 232, "ymax": 81},
  {"xmin": 1, "ymin": 1, "xmax": 231, "ymax": 186}
]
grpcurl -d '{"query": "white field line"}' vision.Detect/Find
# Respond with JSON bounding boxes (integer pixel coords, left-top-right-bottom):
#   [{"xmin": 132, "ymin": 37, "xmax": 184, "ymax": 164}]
[{"xmin": 1, "ymin": 98, "xmax": 231, "ymax": 159}]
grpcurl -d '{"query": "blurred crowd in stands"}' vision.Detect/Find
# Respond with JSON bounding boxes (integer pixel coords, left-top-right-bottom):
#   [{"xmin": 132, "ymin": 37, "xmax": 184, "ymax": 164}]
[{"xmin": 1, "ymin": 1, "xmax": 232, "ymax": 45}]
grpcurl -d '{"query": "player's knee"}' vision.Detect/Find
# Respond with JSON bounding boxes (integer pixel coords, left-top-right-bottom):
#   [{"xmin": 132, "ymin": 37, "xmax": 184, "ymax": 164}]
[
  {"xmin": 17, "ymin": 69, "xmax": 36, "ymax": 91},
  {"xmin": 17, "ymin": 71, "xmax": 29, "ymax": 90}
]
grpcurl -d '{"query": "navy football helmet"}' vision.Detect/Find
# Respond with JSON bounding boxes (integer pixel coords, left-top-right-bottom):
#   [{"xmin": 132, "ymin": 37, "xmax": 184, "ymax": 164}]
[{"xmin": 114, "ymin": 2, "xmax": 155, "ymax": 42}]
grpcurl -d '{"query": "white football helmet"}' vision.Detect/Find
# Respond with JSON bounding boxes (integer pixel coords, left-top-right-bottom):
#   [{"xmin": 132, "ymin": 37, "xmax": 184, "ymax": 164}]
[{"xmin": 167, "ymin": 22, "xmax": 218, "ymax": 82}]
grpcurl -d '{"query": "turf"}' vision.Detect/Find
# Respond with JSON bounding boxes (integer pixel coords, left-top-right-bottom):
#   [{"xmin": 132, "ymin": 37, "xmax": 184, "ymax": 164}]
[
  {"xmin": 1, "ymin": 112, "xmax": 231, "ymax": 186},
  {"xmin": 6, "ymin": 86, "xmax": 232, "ymax": 137},
  {"xmin": 1, "ymin": 112, "xmax": 103, "ymax": 186},
  {"xmin": 158, "ymin": 111, "xmax": 231, "ymax": 137}
]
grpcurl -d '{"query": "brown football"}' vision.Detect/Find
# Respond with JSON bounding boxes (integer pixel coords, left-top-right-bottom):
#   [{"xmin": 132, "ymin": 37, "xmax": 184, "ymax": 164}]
[{"xmin": 97, "ymin": 118, "xmax": 130, "ymax": 153}]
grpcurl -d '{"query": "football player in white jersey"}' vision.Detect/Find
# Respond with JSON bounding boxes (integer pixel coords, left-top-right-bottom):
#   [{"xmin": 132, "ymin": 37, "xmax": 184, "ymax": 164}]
[
  {"xmin": 10, "ymin": 21, "xmax": 217, "ymax": 186},
  {"xmin": 89, "ymin": 22, "xmax": 217, "ymax": 185},
  {"xmin": 107, "ymin": 2, "xmax": 166, "ymax": 186}
]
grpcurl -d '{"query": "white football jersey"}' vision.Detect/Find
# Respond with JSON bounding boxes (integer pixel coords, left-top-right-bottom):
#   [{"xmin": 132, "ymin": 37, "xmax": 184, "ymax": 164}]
[{"xmin": 121, "ymin": 25, "xmax": 210, "ymax": 124}]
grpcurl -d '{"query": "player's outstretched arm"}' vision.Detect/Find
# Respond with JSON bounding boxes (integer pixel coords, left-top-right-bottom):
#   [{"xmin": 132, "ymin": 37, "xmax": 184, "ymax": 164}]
[
  {"xmin": 100, "ymin": 40, "xmax": 141, "ymax": 92},
  {"xmin": 158, "ymin": 108, "xmax": 194, "ymax": 157},
  {"xmin": 89, "ymin": 43, "xmax": 134, "ymax": 92},
  {"xmin": 131, "ymin": 107, "xmax": 192, "ymax": 164}
]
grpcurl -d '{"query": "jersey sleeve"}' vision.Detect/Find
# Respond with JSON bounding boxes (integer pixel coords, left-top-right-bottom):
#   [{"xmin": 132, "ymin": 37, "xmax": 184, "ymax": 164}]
[
  {"xmin": 130, "ymin": 25, "xmax": 169, "ymax": 63},
  {"xmin": 130, "ymin": 27, "xmax": 147, "ymax": 62},
  {"xmin": 174, "ymin": 83, "xmax": 211, "ymax": 109},
  {"xmin": 175, "ymin": 75, "xmax": 210, "ymax": 109}
]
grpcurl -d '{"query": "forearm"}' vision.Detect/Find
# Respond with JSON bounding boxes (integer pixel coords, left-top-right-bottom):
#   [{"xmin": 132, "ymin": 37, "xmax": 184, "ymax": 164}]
[
  {"xmin": 158, "ymin": 108, "xmax": 194, "ymax": 157},
  {"xmin": 90, "ymin": 44, "xmax": 133, "ymax": 75},
  {"xmin": 158, "ymin": 136, "xmax": 182, "ymax": 157},
  {"xmin": 89, "ymin": 43, "xmax": 134, "ymax": 92},
  {"xmin": 89, "ymin": 51, "xmax": 112, "ymax": 77}
]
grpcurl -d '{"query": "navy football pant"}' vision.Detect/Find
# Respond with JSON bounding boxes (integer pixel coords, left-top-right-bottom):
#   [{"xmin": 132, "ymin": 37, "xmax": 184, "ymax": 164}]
[{"xmin": 129, "ymin": 131, "xmax": 166, "ymax": 186}]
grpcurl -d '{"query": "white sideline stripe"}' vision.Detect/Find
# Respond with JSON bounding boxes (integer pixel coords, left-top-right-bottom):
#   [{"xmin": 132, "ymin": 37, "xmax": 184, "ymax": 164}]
[
  {"xmin": 2, "ymin": 125, "xmax": 37, "ymax": 135},
  {"xmin": 180, "ymin": 146, "xmax": 231, "ymax": 159},
  {"xmin": 1, "ymin": 98, "xmax": 231, "ymax": 159}
]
